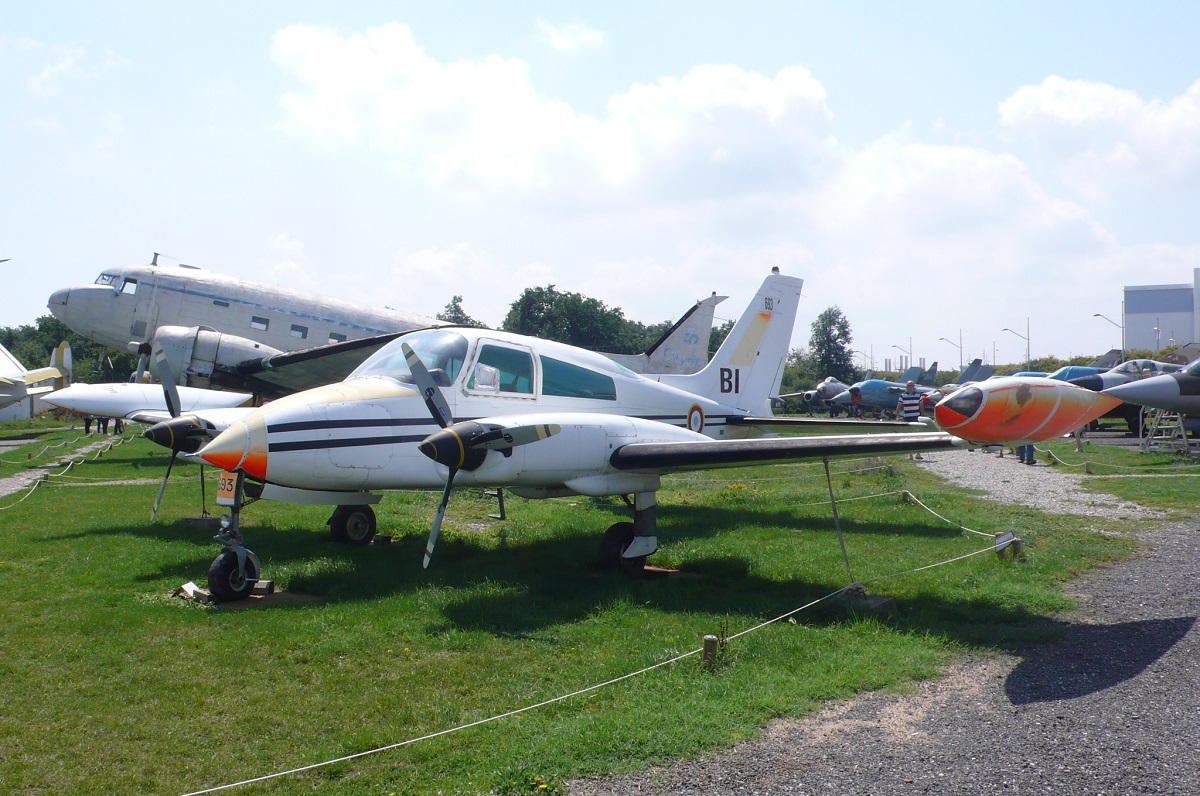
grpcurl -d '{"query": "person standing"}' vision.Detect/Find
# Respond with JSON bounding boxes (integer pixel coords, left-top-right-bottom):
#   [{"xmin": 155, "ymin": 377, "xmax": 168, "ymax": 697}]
[{"xmin": 896, "ymin": 381, "xmax": 922, "ymax": 422}]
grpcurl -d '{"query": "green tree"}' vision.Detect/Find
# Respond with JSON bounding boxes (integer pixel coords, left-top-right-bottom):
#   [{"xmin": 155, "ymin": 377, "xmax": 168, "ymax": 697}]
[
  {"xmin": 808, "ymin": 306, "xmax": 857, "ymax": 384},
  {"xmin": 709, "ymin": 319, "xmax": 735, "ymax": 357},
  {"xmin": 501, "ymin": 285, "xmax": 642, "ymax": 352},
  {"xmin": 436, "ymin": 295, "xmax": 485, "ymax": 328}
]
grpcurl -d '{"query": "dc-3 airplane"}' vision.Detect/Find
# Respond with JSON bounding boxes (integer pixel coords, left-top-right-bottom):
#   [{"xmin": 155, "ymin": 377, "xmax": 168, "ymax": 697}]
[
  {"xmin": 48, "ymin": 258, "xmax": 724, "ymax": 398},
  {"xmin": 162, "ymin": 270, "xmax": 974, "ymax": 599}
]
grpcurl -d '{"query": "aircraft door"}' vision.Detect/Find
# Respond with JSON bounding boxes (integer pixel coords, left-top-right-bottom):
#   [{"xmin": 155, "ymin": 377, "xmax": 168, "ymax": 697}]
[{"xmin": 130, "ymin": 278, "xmax": 159, "ymax": 341}]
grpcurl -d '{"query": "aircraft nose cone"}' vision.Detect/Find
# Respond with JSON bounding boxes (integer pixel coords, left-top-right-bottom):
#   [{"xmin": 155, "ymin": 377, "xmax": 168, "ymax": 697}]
[
  {"xmin": 1069, "ymin": 375, "xmax": 1103, "ymax": 392},
  {"xmin": 198, "ymin": 418, "xmax": 268, "ymax": 480},
  {"xmin": 935, "ymin": 386, "xmax": 983, "ymax": 428},
  {"xmin": 830, "ymin": 391, "xmax": 850, "ymax": 405},
  {"xmin": 1102, "ymin": 376, "xmax": 1181, "ymax": 411},
  {"xmin": 47, "ymin": 288, "xmax": 69, "ymax": 315}
]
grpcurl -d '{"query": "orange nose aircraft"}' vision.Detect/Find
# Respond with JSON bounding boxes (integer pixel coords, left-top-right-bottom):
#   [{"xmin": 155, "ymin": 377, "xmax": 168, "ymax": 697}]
[{"xmin": 934, "ymin": 376, "xmax": 1122, "ymax": 445}]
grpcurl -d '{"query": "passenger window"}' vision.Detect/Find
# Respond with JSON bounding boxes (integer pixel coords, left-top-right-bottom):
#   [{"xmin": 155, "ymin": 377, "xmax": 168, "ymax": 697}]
[
  {"xmin": 251, "ymin": 316, "xmax": 269, "ymax": 331},
  {"xmin": 541, "ymin": 356, "xmax": 617, "ymax": 400},
  {"xmin": 328, "ymin": 333, "xmax": 347, "ymax": 344},
  {"xmin": 290, "ymin": 324, "xmax": 308, "ymax": 340},
  {"xmin": 468, "ymin": 344, "xmax": 534, "ymax": 394}
]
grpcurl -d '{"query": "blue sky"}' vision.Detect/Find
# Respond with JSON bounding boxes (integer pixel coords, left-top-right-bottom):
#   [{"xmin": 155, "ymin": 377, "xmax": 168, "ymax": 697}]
[{"xmin": 4, "ymin": 2, "xmax": 1200, "ymax": 368}]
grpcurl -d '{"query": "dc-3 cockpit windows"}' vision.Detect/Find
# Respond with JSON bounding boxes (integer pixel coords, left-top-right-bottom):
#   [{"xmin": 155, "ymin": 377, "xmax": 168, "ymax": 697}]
[
  {"xmin": 468, "ymin": 344, "xmax": 534, "ymax": 394},
  {"xmin": 94, "ymin": 273, "xmax": 138, "ymax": 294},
  {"xmin": 94, "ymin": 273, "xmax": 120, "ymax": 287},
  {"xmin": 541, "ymin": 355, "xmax": 617, "ymax": 400},
  {"xmin": 349, "ymin": 330, "xmax": 469, "ymax": 387}
]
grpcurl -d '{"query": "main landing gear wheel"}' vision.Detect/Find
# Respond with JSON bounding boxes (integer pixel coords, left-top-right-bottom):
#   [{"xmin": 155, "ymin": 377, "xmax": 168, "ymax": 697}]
[
  {"xmin": 328, "ymin": 505, "xmax": 377, "ymax": 545},
  {"xmin": 208, "ymin": 550, "xmax": 260, "ymax": 602},
  {"xmin": 599, "ymin": 521, "xmax": 647, "ymax": 576}
]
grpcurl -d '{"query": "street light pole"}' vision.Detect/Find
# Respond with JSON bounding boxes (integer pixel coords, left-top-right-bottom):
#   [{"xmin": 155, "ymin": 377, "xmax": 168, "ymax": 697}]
[
  {"xmin": 1002, "ymin": 319, "xmax": 1031, "ymax": 371},
  {"xmin": 938, "ymin": 331, "xmax": 963, "ymax": 371},
  {"xmin": 1092, "ymin": 312, "xmax": 1125, "ymax": 360}
]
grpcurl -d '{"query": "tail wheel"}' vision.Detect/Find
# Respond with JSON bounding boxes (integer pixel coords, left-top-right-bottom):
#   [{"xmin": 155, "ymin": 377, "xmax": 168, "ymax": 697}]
[{"xmin": 208, "ymin": 550, "xmax": 259, "ymax": 602}]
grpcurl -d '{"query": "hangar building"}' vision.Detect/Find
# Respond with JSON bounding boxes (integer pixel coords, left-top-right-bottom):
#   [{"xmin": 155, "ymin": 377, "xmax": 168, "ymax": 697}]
[{"xmin": 1124, "ymin": 267, "xmax": 1200, "ymax": 351}]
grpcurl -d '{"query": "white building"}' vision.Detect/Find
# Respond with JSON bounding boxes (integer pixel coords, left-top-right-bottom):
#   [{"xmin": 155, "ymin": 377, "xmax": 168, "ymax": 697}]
[{"xmin": 1124, "ymin": 268, "xmax": 1200, "ymax": 352}]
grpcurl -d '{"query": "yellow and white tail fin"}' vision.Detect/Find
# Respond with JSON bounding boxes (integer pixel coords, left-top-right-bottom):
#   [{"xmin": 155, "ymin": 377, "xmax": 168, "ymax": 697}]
[{"xmin": 660, "ymin": 269, "xmax": 803, "ymax": 414}]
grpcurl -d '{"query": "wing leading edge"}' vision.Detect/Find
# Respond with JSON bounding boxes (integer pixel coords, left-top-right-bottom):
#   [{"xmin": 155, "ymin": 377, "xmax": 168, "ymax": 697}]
[{"xmin": 610, "ymin": 431, "xmax": 964, "ymax": 473}]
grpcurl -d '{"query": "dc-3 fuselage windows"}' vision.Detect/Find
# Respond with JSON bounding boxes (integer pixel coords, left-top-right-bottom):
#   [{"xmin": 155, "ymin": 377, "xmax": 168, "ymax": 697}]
[
  {"xmin": 469, "ymin": 344, "xmax": 534, "ymax": 394},
  {"xmin": 349, "ymin": 330, "xmax": 469, "ymax": 387},
  {"xmin": 541, "ymin": 355, "xmax": 617, "ymax": 400}
]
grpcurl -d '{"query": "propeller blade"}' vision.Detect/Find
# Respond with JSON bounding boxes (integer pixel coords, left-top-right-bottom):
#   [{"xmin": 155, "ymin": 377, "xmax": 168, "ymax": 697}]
[
  {"xmin": 151, "ymin": 453, "xmax": 175, "ymax": 521},
  {"xmin": 473, "ymin": 422, "xmax": 560, "ymax": 451},
  {"xmin": 401, "ymin": 342, "xmax": 454, "ymax": 429},
  {"xmin": 150, "ymin": 347, "xmax": 182, "ymax": 418},
  {"xmin": 424, "ymin": 468, "xmax": 457, "ymax": 569}
]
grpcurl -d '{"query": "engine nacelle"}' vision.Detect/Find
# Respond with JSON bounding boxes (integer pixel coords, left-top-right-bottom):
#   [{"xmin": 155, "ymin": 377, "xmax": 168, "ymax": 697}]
[{"xmin": 152, "ymin": 325, "xmax": 281, "ymax": 389}]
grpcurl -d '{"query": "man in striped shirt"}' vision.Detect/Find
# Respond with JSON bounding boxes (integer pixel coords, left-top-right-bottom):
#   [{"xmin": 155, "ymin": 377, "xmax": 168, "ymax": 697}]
[{"xmin": 896, "ymin": 380, "xmax": 922, "ymax": 422}]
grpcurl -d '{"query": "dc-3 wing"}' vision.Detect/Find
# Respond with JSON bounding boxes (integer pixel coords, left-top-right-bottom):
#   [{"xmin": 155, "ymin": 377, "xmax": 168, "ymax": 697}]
[{"xmin": 228, "ymin": 329, "xmax": 421, "ymax": 397}]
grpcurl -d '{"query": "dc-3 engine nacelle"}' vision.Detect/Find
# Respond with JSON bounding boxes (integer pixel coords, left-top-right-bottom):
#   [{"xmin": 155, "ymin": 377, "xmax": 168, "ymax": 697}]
[{"xmin": 147, "ymin": 325, "xmax": 281, "ymax": 389}]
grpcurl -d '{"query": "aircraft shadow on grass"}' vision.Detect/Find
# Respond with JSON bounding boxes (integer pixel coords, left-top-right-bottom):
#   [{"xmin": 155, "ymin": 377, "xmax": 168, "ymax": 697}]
[
  {"xmin": 61, "ymin": 493, "xmax": 1054, "ymax": 647},
  {"xmin": 1004, "ymin": 616, "xmax": 1196, "ymax": 704}
]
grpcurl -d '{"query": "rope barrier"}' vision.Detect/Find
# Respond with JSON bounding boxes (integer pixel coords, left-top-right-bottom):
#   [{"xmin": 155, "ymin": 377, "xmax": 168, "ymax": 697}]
[{"xmin": 178, "ymin": 533, "xmax": 1005, "ymax": 796}]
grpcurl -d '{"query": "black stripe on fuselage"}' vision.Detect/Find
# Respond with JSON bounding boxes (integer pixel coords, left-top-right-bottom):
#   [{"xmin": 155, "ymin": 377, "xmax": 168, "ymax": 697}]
[
  {"xmin": 263, "ymin": 413, "xmax": 741, "ymax": 454},
  {"xmin": 269, "ymin": 434, "xmax": 429, "ymax": 453}
]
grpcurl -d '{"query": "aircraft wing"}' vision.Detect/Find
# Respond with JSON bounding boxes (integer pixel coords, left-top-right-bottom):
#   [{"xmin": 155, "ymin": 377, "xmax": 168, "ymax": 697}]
[
  {"xmin": 227, "ymin": 330, "xmax": 417, "ymax": 397},
  {"xmin": 610, "ymin": 431, "xmax": 964, "ymax": 473},
  {"xmin": 731, "ymin": 416, "xmax": 926, "ymax": 430}
]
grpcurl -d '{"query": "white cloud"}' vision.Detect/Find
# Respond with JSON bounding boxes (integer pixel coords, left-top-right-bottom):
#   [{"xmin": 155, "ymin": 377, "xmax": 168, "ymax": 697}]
[
  {"xmin": 272, "ymin": 24, "xmax": 837, "ymax": 201},
  {"xmin": 535, "ymin": 19, "xmax": 605, "ymax": 53},
  {"xmin": 999, "ymin": 76, "xmax": 1200, "ymax": 200}
]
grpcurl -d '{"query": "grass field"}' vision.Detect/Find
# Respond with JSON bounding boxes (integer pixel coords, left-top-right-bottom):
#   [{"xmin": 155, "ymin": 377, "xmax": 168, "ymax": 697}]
[{"xmin": 0, "ymin": 423, "xmax": 1187, "ymax": 795}]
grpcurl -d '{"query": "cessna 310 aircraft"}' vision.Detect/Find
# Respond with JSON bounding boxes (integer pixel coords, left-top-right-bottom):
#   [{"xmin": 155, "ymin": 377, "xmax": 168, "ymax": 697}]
[{"xmin": 176, "ymin": 270, "xmax": 967, "ymax": 600}]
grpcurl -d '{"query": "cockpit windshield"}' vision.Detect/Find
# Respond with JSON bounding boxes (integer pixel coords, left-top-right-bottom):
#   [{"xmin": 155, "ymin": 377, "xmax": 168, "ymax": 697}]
[
  {"xmin": 349, "ymin": 330, "xmax": 469, "ymax": 387},
  {"xmin": 1186, "ymin": 359, "xmax": 1200, "ymax": 377},
  {"xmin": 94, "ymin": 273, "xmax": 119, "ymax": 287}
]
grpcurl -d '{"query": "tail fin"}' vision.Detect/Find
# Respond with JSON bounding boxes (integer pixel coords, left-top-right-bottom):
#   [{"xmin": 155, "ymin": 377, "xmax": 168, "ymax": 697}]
[
  {"xmin": 50, "ymin": 341, "xmax": 73, "ymax": 389},
  {"xmin": 959, "ymin": 358, "xmax": 982, "ymax": 383},
  {"xmin": 603, "ymin": 292, "xmax": 727, "ymax": 374},
  {"xmin": 919, "ymin": 361, "xmax": 938, "ymax": 387},
  {"xmin": 899, "ymin": 364, "xmax": 920, "ymax": 383},
  {"xmin": 660, "ymin": 270, "xmax": 803, "ymax": 413}
]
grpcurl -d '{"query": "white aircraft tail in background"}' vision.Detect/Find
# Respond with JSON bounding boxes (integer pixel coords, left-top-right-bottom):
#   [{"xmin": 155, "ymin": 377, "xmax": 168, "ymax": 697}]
[
  {"xmin": 659, "ymin": 268, "xmax": 803, "ymax": 415},
  {"xmin": 0, "ymin": 343, "xmax": 62, "ymax": 411}
]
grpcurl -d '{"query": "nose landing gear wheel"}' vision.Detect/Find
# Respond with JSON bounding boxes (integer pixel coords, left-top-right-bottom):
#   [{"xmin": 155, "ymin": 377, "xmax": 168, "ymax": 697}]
[
  {"xmin": 328, "ymin": 505, "xmax": 377, "ymax": 545},
  {"xmin": 208, "ymin": 550, "xmax": 260, "ymax": 602},
  {"xmin": 599, "ymin": 521, "xmax": 647, "ymax": 575}
]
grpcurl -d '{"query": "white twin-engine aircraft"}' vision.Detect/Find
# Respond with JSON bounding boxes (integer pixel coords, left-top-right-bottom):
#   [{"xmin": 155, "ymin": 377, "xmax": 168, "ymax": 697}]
[{"xmin": 184, "ymin": 270, "xmax": 961, "ymax": 600}]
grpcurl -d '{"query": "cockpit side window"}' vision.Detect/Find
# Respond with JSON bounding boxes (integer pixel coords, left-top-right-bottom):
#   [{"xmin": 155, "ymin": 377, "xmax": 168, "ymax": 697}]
[
  {"xmin": 120, "ymin": 278, "xmax": 138, "ymax": 295},
  {"xmin": 469, "ymin": 345, "xmax": 534, "ymax": 394},
  {"xmin": 541, "ymin": 355, "xmax": 617, "ymax": 400}
]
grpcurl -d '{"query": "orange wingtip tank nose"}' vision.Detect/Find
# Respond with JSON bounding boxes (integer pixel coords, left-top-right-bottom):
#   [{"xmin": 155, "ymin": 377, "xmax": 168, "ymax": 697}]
[
  {"xmin": 197, "ymin": 420, "xmax": 269, "ymax": 481},
  {"xmin": 936, "ymin": 377, "xmax": 1122, "ymax": 445}
]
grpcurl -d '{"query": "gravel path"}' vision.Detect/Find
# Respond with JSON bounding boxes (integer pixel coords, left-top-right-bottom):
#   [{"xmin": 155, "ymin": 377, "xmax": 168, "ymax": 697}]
[{"xmin": 570, "ymin": 448, "xmax": 1199, "ymax": 795}]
